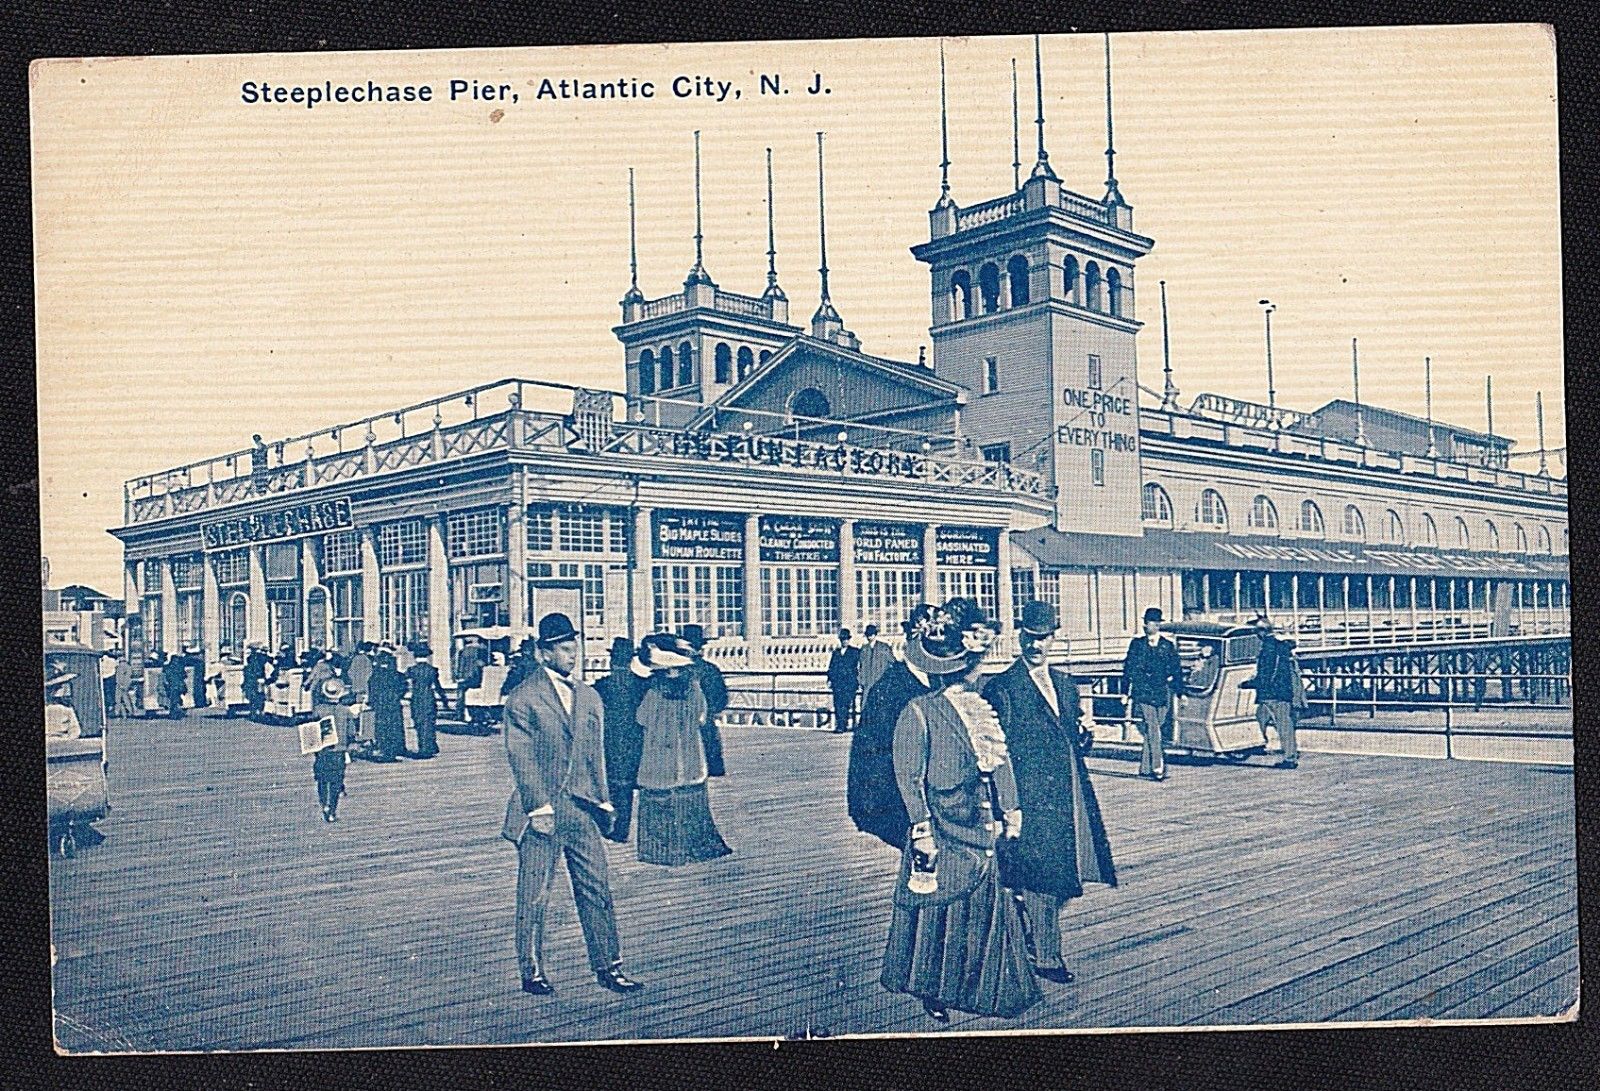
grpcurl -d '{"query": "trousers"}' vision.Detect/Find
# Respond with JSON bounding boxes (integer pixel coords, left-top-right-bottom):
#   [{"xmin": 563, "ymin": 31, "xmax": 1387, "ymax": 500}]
[
  {"xmin": 832, "ymin": 689, "xmax": 855, "ymax": 733},
  {"xmin": 1257, "ymin": 699, "xmax": 1298, "ymax": 760},
  {"xmin": 1134, "ymin": 701, "xmax": 1171, "ymax": 776},
  {"xmin": 1020, "ymin": 890, "xmax": 1066, "ymax": 967},
  {"xmin": 514, "ymin": 795, "xmax": 622, "ymax": 979}
]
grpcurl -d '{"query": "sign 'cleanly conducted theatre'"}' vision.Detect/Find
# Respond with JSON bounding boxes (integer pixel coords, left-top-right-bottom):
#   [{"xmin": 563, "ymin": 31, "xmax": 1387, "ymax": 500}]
[
  {"xmin": 652, "ymin": 510, "xmax": 745, "ymax": 561},
  {"xmin": 758, "ymin": 515, "xmax": 840, "ymax": 564},
  {"xmin": 201, "ymin": 497, "xmax": 352, "ymax": 549}
]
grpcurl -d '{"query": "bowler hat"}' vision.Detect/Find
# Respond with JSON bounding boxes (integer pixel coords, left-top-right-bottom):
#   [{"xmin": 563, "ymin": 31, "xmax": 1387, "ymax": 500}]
[
  {"xmin": 1019, "ymin": 600, "xmax": 1059, "ymax": 637},
  {"xmin": 1143, "ymin": 607, "xmax": 1164, "ymax": 624},
  {"xmin": 536, "ymin": 612, "xmax": 581, "ymax": 648},
  {"xmin": 681, "ymin": 623, "xmax": 707, "ymax": 650}
]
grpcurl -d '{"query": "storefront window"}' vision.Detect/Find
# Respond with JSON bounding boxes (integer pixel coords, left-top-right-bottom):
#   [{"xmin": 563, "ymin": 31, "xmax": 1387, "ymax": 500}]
[
  {"xmin": 171, "ymin": 555, "xmax": 203, "ymax": 591},
  {"xmin": 221, "ymin": 592, "xmax": 248, "ymax": 654},
  {"xmin": 329, "ymin": 577, "xmax": 362, "ymax": 651},
  {"xmin": 452, "ymin": 560, "xmax": 508, "ymax": 629},
  {"xmin": 176, "ymin": 592, "xmax": 203, "ymax": 650},
  {"xmin": 378, "ymin": 518, "xmax": 428, "ymax": 568},
  {"xmin": 855, "ymin": 568, "xmax": 923, "ymax": 634},
  {"xmin": 213, "ymin": 548, "xmax": 250, "ymax": 587},
  {"xmin": 142, "ymin": 562, "xmax": 163, "ymax": 594},
  {"xmin": 938, "ymin": 569, "xmax": 998, "ymax": 621},
  {"xmin": 142, "ymin": 597, "xmax": 163, "ymax": 655},
  {"xmin": 379, "ymin": 570, "xmax": 429, "ymax": 645},
  {"xmin": 448, "ymin": 508, "xmax": 505, "ymax": 560},
  {"xmin": 321, "ymin": 530, "xmax": 362, "ymax": 575},
  {"xmin": 761, "ymin": 566, "xmax": 839, "ymax": 636},
  {"xmin": 653, "ymin": 563, "xmax": 745, "ymax": 637}
]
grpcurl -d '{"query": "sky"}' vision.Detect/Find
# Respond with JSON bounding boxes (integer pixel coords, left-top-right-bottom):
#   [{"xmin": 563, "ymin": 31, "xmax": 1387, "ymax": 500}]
[{"xmin": 32, "ymin": 23, "xmax": 1565, "ymax": 593}]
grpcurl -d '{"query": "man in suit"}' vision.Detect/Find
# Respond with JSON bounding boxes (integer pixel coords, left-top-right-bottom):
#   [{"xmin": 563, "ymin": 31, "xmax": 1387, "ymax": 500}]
[
  {"xmin": 857, "ymin": 624, "xmax": 894, "ymax": 704},
  {"xmin": 984, "ymin": 601, "xmax": 1117, "ymax": 984},
  {"xmin": 594, "ymin": 638, "xmax": 647, "ymax": 843},
  {"xmin": 502, "ymin": 612, "xmax": 643, "ymax": 997},
  {"xmin": 681, "ymin": 624, "xmax": 727, "ymax": 777},
  {"xmin": 1244, "ymin": 615, "xmax": 1305, "ymax": 770},
  {"xmin": 1122, "ymin": 606, "xmax": 1186, "ymax": 781},
  {"xmin": 826, "ymin": 627, "xmax": 861, "ymax": 733}
]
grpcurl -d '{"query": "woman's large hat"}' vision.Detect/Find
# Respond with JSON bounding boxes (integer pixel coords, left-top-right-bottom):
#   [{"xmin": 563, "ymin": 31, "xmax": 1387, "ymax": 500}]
[
  {"xmin": 319, "ymin": 677, "xmax": 349, "ymax": 701},
  {"xmin": 638, "ymin": 633, "xmax": 694, "ymax": 671},
  {"xmin": 902, "ymin": 598, "xmax": 999, "ymax": 676}
]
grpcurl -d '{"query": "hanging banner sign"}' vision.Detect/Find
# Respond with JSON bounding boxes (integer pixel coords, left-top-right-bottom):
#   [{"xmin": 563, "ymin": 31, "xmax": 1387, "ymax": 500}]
[
  {"xmin": 201, "ymin": 497, "xmax": 352, "ymax": 550},
  {"xmin": 854, "ymin": 521, "xmax": 924, "ymax": 566},
  {"xmin": 935, "ymin": 525, "xmax": 999, "ymax": 567},
  {"xmin": 759, "ymin": 515, "xmax": 840, "ymax": 564},
  {"xmin": 653, "ymin": 509, "xmax": 745, "ymax": 561}
]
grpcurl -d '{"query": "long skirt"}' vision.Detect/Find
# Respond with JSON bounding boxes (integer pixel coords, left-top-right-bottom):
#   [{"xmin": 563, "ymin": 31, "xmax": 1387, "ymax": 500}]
[
  {"xmin": 636, "ymin": 782, "xmax": 731, "ymax": 866},
  {"xmin": 881, "ymin": 862, "xmax": 1041, "ymax": 1019}
]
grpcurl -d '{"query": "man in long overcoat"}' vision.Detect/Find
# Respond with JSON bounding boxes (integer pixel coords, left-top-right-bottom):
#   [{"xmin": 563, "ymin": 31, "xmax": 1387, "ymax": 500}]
[
  {"xmin": 681, "ymin": 624, "xmax": 727, "ymax": 777},
  {"xmin": 243, "ymin": 644, "xmax": 270, "ymax": 719},
  {"xmin": 1244, "ymin": 615, "xmax": 1306, "ymax": 770},
  {"xmin": 846, "ymin": 606, "xmax": 936, "ymax": 849},
  {"xmin": 502, "ymin": 612, "xmax": 642, "ymax": 997},
  {"xmin": 826, "ymin": 628, "xmax": 861, "ymax": 733},
  {"xmin": 984, "ymin": 601, "xmax": 1117, "ymax": 983},
  {"xmin": 593, "ymin": 638, "xmax": 647, "ymax": 843},
  {"xmin": 857, "ymin": 624, "xmax": 894, "ymax": 705}
]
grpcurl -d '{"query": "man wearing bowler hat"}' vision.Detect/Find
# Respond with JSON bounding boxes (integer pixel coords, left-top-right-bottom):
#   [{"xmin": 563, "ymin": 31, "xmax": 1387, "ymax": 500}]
[
  {"xmin": 983, "ymin": 601, "xmax": 1117, "ymax": 983},
  {"xmin": 501, "ymin": 611, "xmax": 642, "ymax": 997},
  {"xmin": 1122, "ymin": 607, "xmax": 1186, "ymax": 781}
]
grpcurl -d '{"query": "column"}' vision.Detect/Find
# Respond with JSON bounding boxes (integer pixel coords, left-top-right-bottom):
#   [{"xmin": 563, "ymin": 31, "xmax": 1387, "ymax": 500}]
[
  {"xmin": 505, "ymin": 484, "xmax": 529, "ymax": 644},
  {"xmin": 1288, "ymin": 573, "xmax": 1298, "ymax": 634},
  {"xmin": 247, "ymin": 545, "xmax": 269, "ymax": 648},
  {"xmin": 838, "ymin": 519, "xmax": 858, "ymax": 633},
  {"xmin": 301, "ymin": 536, "xmax": 323, "ymax": 650},
  {"xmin": 123, "ymin": 561, "xmax": 141, "ymax": 656},
  {"xmin": 427, "ymin": 515, "xmax": 452, "ymax": 670},
  {"xmin": 995, "ymin": 527, "xmax": 1015, "ymax": 632},
  {"xmin": 1408, "ymin": 576, "xmax": 1418, "ymax": 634},
  {"xmin": 921, "ymin": 524, "xmax": 939, "ymax": 607},
  {"xmin": 202, "ymin": 553, "xmax": 222, "ymax": 662},
  {"xmin": 630, "ymin": 506, "xmax": 654, "ymax": 642},
  {"xmin": 743, "ymin": 513, "xmax": 764, "ymax": 666},
  {"xmin": 360, "ymin": 526, "xmax": 381, "ymax": 644},
  {"xmin": 159, "ymin": 558, "xmax": 178, "ymax": 653},
  {"xmin": 1263, "ymin": 573, "xmax": 1272, "ymax": 621}
]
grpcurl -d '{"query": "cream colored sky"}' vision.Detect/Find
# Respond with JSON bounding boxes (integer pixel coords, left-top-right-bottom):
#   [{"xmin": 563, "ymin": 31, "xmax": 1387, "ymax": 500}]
[{"xmin": 32, "ymin": 24, "xmax": 1564, "ymax": 592}]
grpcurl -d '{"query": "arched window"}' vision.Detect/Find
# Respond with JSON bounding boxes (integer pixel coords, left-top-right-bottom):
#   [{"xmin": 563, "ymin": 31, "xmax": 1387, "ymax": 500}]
[
  {"xmin": 1484, "ymin": 520, "xmax": 1500, "ymax": 552},
  {"xmin": 1343, "ymin": 505, "xmax": 1366, "ymax": 541},
  {"xmin": 677, "ymin": 341, "xmax": 693, "ymax": 387},
  {"xmin": 791, "ymin": 387, "xmax": 831, "ymax": 420},
  {"xmin": 1063, "ymin": 255, "xmax": 1080, "ymax": 305},
  {"xmin": 1248, "ymin": 494, "xmax": 1278, "ymax": 530},
  {"xmin": 1007, "ymin": 255, "xmax": 1030, "ymax": 306},
  {"xmin": 978, "ymin": 263, "xmax": 1002, "ymax": 314},
  {"xmin": 1299, "ymin": 500, "xmax": 1325, "ymax": 536},
  {"xmin": 1538, "ymin": 526, "xmax": 1553, "ymax": 555},
  {"xmin": 1084, "ymin": 262, "xmax": 1103, "ymax": 311},
  {"xmin": 737, "ymin": 346, "xmax": 755, "ymax": 381},
  {"xmin": 758, "ymin": 349, "xmax": 772, "ymax": 366},
  {"xmin": 1106, "ymin": 267, "xmax": 1123, "ymax": 317},
  {"xmin": 657, "ymin": 345, "xmax": 674, "ymax": 390},
  {"xmin": 1386, "ymin": 510, "xmax": 1405, "ymax": 545},
  {"xmin": 1196, "ymin": 489, "xmax": 1228, "ymax": 530},
  {"xmin": 1142, "ymin": 483, "xmax": 1173, "ymax": 526},
  {"xmin": 713, "ymin": 343, "xmax": 732, "ymax": 384},
  {"xmin": 1514, "ymin": 523, "xmax": 1529, "ymax": 553},
  {"xmin": 1419, "ymin": 513, "xmax": 1438, "ymax": 547},
  {"xmin": 950, "ymin": 270, "xmax": 973, "ymax": 320},
  {"xmin": 638, "ymin": 349, "xmax": 656, "ymax": 395},
  {"xmin": 1454, "ymin": 516, "xmax": 1470, "ymax": 549}
]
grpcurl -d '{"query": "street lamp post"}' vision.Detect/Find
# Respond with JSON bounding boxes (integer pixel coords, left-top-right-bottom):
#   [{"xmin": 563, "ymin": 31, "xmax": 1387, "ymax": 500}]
[{"xmin": 1259, "ymin": 299, "xmax": 1277, "ymax": 427}]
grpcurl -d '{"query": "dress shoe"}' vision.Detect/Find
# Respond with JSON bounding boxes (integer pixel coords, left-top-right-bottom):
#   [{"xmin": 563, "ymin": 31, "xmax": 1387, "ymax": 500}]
[
  {"xmin": 1034, "ymin": 964, "xmax": 1076, "ymax": 984},
  {"xmin": 1275, "ymin": 759, "xmax": 1298, "ymax": 770},
  {"xmin": 596, "ymin": 966, "xmax": 643, "ymax": 994},
  {"xmin": 521, "ymin": 975, "xmax": 554, "ymax": 996},
  {"xmin": 922, "ymin": 1000, "xmax": 950, "ymax": 1023}
]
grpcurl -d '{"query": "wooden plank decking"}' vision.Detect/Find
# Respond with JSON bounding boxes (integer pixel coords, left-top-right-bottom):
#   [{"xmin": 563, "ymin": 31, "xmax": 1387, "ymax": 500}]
[{"xmin": 48, "ymin": 713, "xmax": 1579, "ymax": 1051}]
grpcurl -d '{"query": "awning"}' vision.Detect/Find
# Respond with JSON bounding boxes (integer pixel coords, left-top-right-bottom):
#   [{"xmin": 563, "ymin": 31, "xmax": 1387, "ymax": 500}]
[{"xmin": 1013, "ymin": 527, "xmax": 1571, "ymax": 579}]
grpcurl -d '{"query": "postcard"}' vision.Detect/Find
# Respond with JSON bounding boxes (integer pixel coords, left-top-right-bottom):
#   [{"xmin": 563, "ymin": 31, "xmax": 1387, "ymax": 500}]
[{"xmin": 34, "ymin": 24, "xmax": 1574, "ymax": 1051}]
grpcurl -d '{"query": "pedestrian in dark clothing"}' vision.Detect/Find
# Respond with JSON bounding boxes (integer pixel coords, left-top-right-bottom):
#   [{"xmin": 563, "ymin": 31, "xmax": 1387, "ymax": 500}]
[
  {"xmin": 455, "ymin": 637, "xmax": 487, "ymax": 718},
  {"xmin": 501, "ymin": 638, "xmax": 540, "ymax": 700},
  {"xmin": 160, "ymin": 653, "xmax": 187, "ymax": 720},
  {"xmin": 310, "ymin": 677, "xmax": 357, "ymax": 822},
  {"xmin": 857, "ymin": 624, "xmax": 894, "ymax": 703},
  {"xmin": 244, "ymin": 644, "xmax": 270, "ymax": 719},
  {"xmin": 1121, "ymin": 607, "xmax": 1186, "ymax": 781},
  {"xmin": 984, "ymin": 601, "xmax": 1116, "ymax": 985},
  {"xmin": 847, "ymin": 605, "xmax": 938, "ymax": 850},
  {"xmin": 1243, "ymin": 616, "xmax": 1307, "ymax": 769},
  {"xmin": 405, "ymin": 644, "xmax": 449, "ymax": 758},
  {"xmin": 681, "ymin": 624, "xmax": 727, "ymax": 777},
  {"xmin": 368, "ymin": 648, "xmax": 406, "ymax": 761},
  {"xmin": 594, "ymin": 638, "xmax": 648, "ymax": 843},
  {"xmin": 827, "ymin": 628, "xmax": 861, "ymax": 733}
]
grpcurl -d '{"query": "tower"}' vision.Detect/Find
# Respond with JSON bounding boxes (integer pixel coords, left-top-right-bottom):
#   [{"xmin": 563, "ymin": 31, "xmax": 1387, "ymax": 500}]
[
  {"xmin": 614, "ymin": 134, "xmax": 800, "ymax": 425},
  {"xmin": 911, "ymin": 34, "xmax": 1153, "ymax": 536}
]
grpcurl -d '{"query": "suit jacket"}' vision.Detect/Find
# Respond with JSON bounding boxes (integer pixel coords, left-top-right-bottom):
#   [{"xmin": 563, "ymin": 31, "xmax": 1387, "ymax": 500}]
[
  {"xmin": 1123, "ymin": 635, "xmax": 1186, "ymax": 706},
  {"xmin": 594, "ymin": 670, "xmax": 648, "ymax": 791},
  {"xmin": 500, "ymin": 668, "xmax": 610, "ymax": 843},
  {"xmin": 847, "ymin": 660, "xmax": 931, "ymax": 848},
  {"xmin": 857, "ymin": 640, "xmax": 894, "ymax": 699},
  {"xmin": 689, "ymin": 658, "xmax": 728, "ymax": 777},
  {"xmin": 827, "ymin": 645, "xmax": 860, "ymax": 692},
  {"xmin": 1248, "ymin": 635, "xmax": 1297, "ymax": 702},
  {"xmin": 983, "ymin": 659, "xmax": 1116, "ymax": 898}
]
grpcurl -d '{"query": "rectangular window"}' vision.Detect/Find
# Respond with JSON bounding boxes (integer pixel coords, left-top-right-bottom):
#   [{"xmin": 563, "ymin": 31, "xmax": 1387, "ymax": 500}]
[
  {"xmin": 142, "ymin": 562, "xmax": 164, "ymax": 594},
  {"xmin": 321, "ymin": 530, "xmax": 362, "ymax": 575},
  {"xmin": 265, "ymin": 542, "xmax": 300, "ymax": 582},
  {"xmin": 937, "ymin": 569, "xmax": 998, "ymax": 622},
  {"xmin": 1011, "ymin": 568, "xmax": 1036, "ymax": 623},
  {"xmin": 527, "ymin": 508, "xmax": 554, "ymax": 552},
  {"xmin": 558, "ymin": 509, "xmax": 608, "ymax": 553},
  {"xmin": 1088, "ymin": 354, "xmax": 1103, "ymax": 390},
  {"xmin": 170, "ymin": 555, "xmax": 203, "ymax": 591},
  {"xmin": 176, "ymin": 592, "xmax": 203, "ymax": 649},
  {"xmin": 378, "ymin": 518, "xmax": 428, "ymax": 568},
  {"xmin": 609, "ymin": 513, "xmax": 629, "ymax": 554},
  {"xmin": 981, "ymin": 442, "xmax": 1011, "ymax": 464},
  {"xmin": 450, "ymin": 560, "xmax": 508, "ymax": 629},
  {"xmin": 142, "ymin": 596, "xmax": 163, "ymax": 654},
  {"xmin": 982, "ymin": 356, "xmax": 1000, "ymax": 395},
  {"xmin": 212, "ymin": 549, "xmax": 250, "ymax": 587},
  {"xmin": 1091, "ymin": 448, "xmax": 1106, "ymax": 486},
  {"xmin": 378, "ymin": 570, "xmax": 429, "ymax": 645},
  {"xmin": 329, "ymin": 576, "xmax": 363, "ymax": 651},
  {"xmin": 652, "ymin": 563, "xmax": 742, "ymax": 637},
  {"xmin": 448, "ymin": 508, "xmax": 505, "ymax": 560},
  {"xmin": 760, "ymin": 565, "xmax": 838, "ymax": 636}
]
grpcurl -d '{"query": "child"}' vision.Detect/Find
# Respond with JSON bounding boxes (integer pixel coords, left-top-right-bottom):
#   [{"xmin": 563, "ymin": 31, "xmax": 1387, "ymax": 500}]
[{"xmin": 310, "ymin": 676, "xmax": 358, "ymax": 823}]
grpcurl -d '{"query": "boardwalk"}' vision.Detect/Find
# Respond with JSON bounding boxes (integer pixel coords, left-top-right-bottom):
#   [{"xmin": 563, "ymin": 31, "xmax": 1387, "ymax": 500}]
[{"xmin": 49, "ymin": 713, "xmax": 1578, "ymax": 1051}]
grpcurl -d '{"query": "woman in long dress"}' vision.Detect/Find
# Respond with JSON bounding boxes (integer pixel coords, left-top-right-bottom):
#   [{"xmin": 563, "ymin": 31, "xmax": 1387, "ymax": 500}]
[
  {"xmin": 880, "ymin": 598, "xmax": 1040, "ymax": 1023},
  {"xmin": 633, "ymin": 634, "xmax": 732, "ymax": 866}
]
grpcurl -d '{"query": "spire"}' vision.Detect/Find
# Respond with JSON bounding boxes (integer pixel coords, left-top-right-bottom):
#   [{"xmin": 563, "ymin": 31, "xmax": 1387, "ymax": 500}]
[
  {"xmin": 1159, "ymin": 280, "xmax": 1178, "ymax": 410},
  {"xmin": 935, "ymin": 42, "xmax": 953, "ymax": 209},
  {"xmin": 1030, "ymin": 34, "xmax": 1057, "ymax": 181},
  {"xmin": 1103, "ymin": 32, "xmax": 1125, "ymax": 206},
  {"xmin": 811, "ymin": 131, "xmax": 844, "ymax": 340},
  {"xmin": 763, "ymin": 147, "xmax": 786, "ymax": 302},
  {"xmin": 622, "ymin": 167, "xmax": 644, "ymax": 306},
  {"xmin": 685, "ymin": 130, "xmax": 714, "ymax": 288},
  {"xmin": 1537, "ymin": 390, "xmax": 1549, "ymax": 476},
  {"xmin": 1424, "ymin": 356, "xmax": 1438, "ymax": 459},
  {"xmin": 1352, "ymin": 337, "xmax": 1367, "ymax": 447},
  {"xmin": 1485, "ymin": 373, "xmax": 1494, "ymax": 436},
  {"xmin": 1011, "ymin": 57, "xmax": 1021, "ymax": 191}
]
